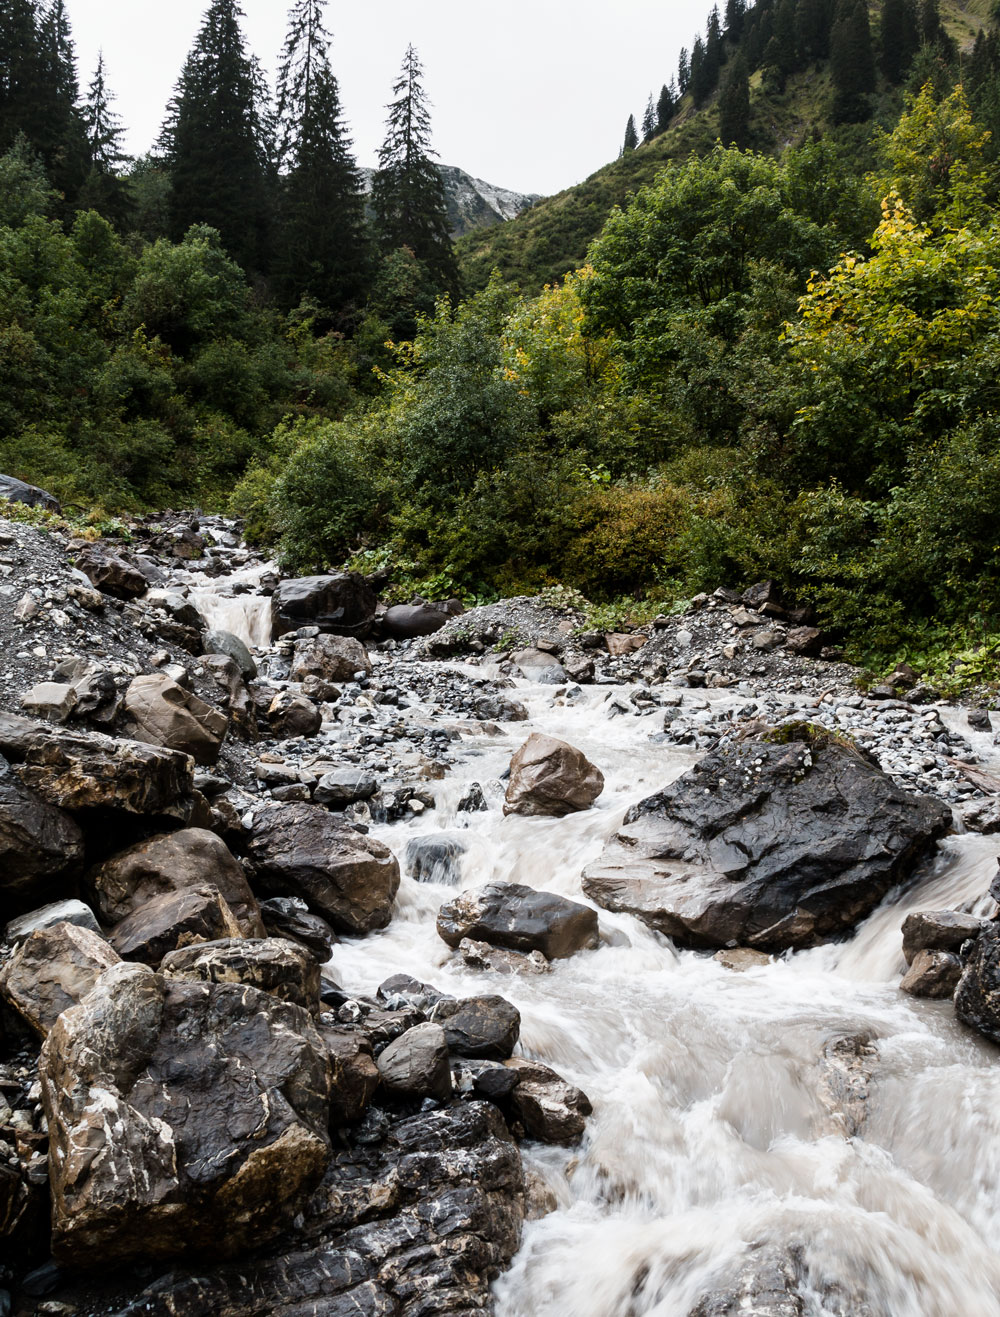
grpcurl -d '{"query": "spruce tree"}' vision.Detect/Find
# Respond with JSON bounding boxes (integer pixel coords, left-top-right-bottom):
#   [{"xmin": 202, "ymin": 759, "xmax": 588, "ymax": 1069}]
[
  {"xmin": 642, "ymin": 92, "xmax": 657, "ymax": 141},
  {"xmin": 678, "ymin": 47, "xmax": 691, "ymax": 95},
  {"xmin": 79, "ymin": 51, "xmax": 131, "ymax": 226},
  {"xmin": 919, "ymin": 0, "xmax": 942, "ymax": 44},
  {"xmin": 161, "ymin": 0, "xmax": 272, "ymax": 274},
  {"xmin": 831, "ymin": 0, "xmax": 876, "ymax": 123},
  {"xmin": 274, "ymin": 0, "xmax": 369, "ymax": 315},
  {"xmin": 690, "ymin": 36, "xmax": 711, "ymax": 105},
  {"xmin": 880, "ymin": 0, "xmax": 919, "ymax": 82},
  {"xmin": 37, "ymin": 0, "xmax": 88, "ymax": 197},
  {"xmin": 705, "ymin": 6, "xmax": 725, "ymax": 89},
  {"xmin": 725, "ymin": 0, "xmax": 747, "ymax": 41},
  {"xmin": 718, "ymin": 54, "xmax": 751, "ymax": 147},
  {"xmin": 656, "ymin": 82, "xmax": 676, "ymax": 132},
  {"xmin": 797, "ymin": 0, "xmax": 835, "ymax": 63},
  {"xmin": 622, "ymin": 113, "xmax": 638, "ymax": 153},
  {"xmin": 371, "ymin": 44, "xmax": 458, "ymax": 297},
  {"xmin": 0, "ymin": 0, "xmax": 45, "ymax": 155}
]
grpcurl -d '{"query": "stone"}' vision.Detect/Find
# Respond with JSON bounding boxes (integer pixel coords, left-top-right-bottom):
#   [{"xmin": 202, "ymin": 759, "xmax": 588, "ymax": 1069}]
[
  {"xmin": 505, "ymin": 1057, "xmax": 592, "ymax": 1144},
  {"xmin": 969, "ymin": 707, "xmax": 993, "ymax": 732},
  {"xmin": 604, "ymin": 633, "xmax": 647, "ymax": 657},
  {"xmin": 376, "ymin": 973, "xmax": 450, "ymax": 1012},
  {"xmin": 267, "ymin": 690, "xmax": 322, "ymax": 739},
  {"xmin": 582, "ymin": 729, "xmax": 951, "ymax": 951},
  {"xmin": 955, "ymin": 924, "xmax": 1000, "ymax": 1043},
  {"xmin": 203, "ymin": 629, "xmax": 257, "ymax": 680},
  {"xmin": 318, "ymin": 1024, "xmax": 379, "ymax": 1126},
  {"xmin": 404, "ymin": 832, "xmax": 467, "ymax": 884},
  {"xmin": 271, "ymin": 573, "xmax": 378, "ymax": 640},
  {"xmin": 4, "ymin": 899, "xmax": 100, "ymax": 943},
  {"xmin": 88, "ymin": 827, "xmax": 264, "ymax": 937},
  {"xmin": 376, "ymin": 1022, "xmax": 452, "ymax": 1102},
  {"xmin": 0, "ymin": 473, "xmax": 60, "ymax": 512},
  {"xmin": 313, "ymin": 769, "xmax": 378, "ymax": 808},
  {"xmin": 41, "ymin": 962, "xmax": 331, "ymax": 1265},
  {"xmin": 688, "ymin": 1246, "xmax": 803, "ymax": 1317},
  {"xmin": 0, "ymin": 922, "xmax": 120, "ymax": 1036},
  {"xmin": 431, "ymin": 995, "xmax": 520, "ymax": 1060},
  {"xmin": 752, "ymin": 630, "xmax": 783, "ymax": 652},
  {"xmin": 107, "ymin": 884, "xmax": 244, "ymax": 965},
  {"xmin": 259, "ymin": 896, "xmax": 337, "ymax": 962},
  {"xmin": 290, "ymin": 633, "xmax": 372, "ymax": 684},
  {"xmin": 742, "ymin": 580, "xmax": 782, "ymax": 609},
  {"xmin": 246, "ymin": 803, "xmax": 400, "ymax": 935},
  {"xmin": 380, "ymin": 601, "xmax": 461, "ymax": 640},
  {"xmin": 124, "ymin": 674, "xmax": 228, "ymax": 765},
  {"xmin": 784, "ymin": 626, "xmax": 825, "ymax": 656},
  {"xmin": 160, "ymin": 938, "xmax": 320, "ymax": 1013},
  {"xmin": 458, "ymin": 937, "xmax": 550, "ymax": 975},
  {"xmin": 901, "ymin": 909, "xmax": 986, "ymax": 964},
  {"xmin": 73, "ymin": 545, "xmax": 148, "ymax": 600},
  {"xmin": 503, "ymin": 733, "xmax": 604, "ymax": 817},
  {"xmin": 510, "ymin": 648, "xmax": 567, "ymax": 684},
  {"xmin": 900, "ymin": 948, "xmax": 962, "ymax": 998},
  {"xmin": 714, "ymin": 947, "xmax": 772, "ymax": 972},
  {"xmin": 19, "ymin": 682, "xmax": 77, "ymax": 722},
  {"xmin": 563, "ymin": 653, "xmax": 595, "ymax": 684},
  {"xmin": 10, "ymin": 727, "xmax": 195, "ymax": 817},
  {"xmin": 146, "ymin": 590, "xmax": 206, "ymax": 629},
  {"xmin": 437, "ymin": 881, "xmax": 599, "ymax": 960},
  {"xmin": 0, "ymin": 754, "xmax": 84, "ymax": 914}
]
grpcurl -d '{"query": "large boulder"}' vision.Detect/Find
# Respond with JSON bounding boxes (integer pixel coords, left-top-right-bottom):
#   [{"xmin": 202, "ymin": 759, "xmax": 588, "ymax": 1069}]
[
  {"xmin": 381, "ymin": 601, "xmax": 461, "ymax": 640},
  {"xmin": 432, "ymin": 994, "xmax": 521, "ymax": 1060},
  {"xmin": 376, "ymin": 1021, "xmax": 452, "ymax": 1101},
  {"xmin": 266, "ymin": 689, "xmax": 322, "ymax": 739},
  {"xmin": 504, "ymin": 733, "xmax": 604, "ymax": 817},
  {"xmin": 124, "ymin": 675, "xmax": 228, "ymax": 765},
  {"xmin": 318, "ymin": 1024, "xmax": 380, "ymax": 1126},
  {"xmin": 107, "ymin": 885, "xmax": 245, "ymax": 965},
  {"xmin": 88, "ymin": 827, "xmax": 264, "ymax": 936},
  {"xmin": 289, "ymin": 633, "xmax": 372, "ymax": 683},
  {"xmin": 0, "ymin": 472, "xmax": 60, "ymax": 512},
  {"xmin": 505, "ymin": 1058, "xmax": 592, "ymax": 1144},
  {"xmin": 41, "ymin": 962, "xmax": 332, "ymax": 1266},
  {"xmin": 901, "ymin": 909, "xmax": 986, "ymax": 964},
  {"xmin": 0, "ymin": 753, "xmax": 84, "ymax": 914},
  {"xmin": 73, "ymin": 544, "xmax": 148, "ymax": 600},
  {"xmin": 0, "ymin": 921, "xmax": 120, "ymax": 1036},
  {"xmin": 955, "ymin": 923, "xmax": 1000, "ymax": 1043},
  {"xmin": 160, "ymin": 937, "xmax": 320, "ymax": 1013},
  {"xmin": 246, "ymin": 802, "xmax": 400, "ymax": 935},
  {"xmin": 10, "ymin": 726, "xmax": 194, "ymax": 817},
  {"xmin": 203, "ymin": 629, "xmax": 257, "ymax": 681},
  {"xmin": 437, "ymin": 881, "xmax": 599, "ymax": 960},
  {"xmin": 582, "ymin": 729, "xmax": 951, "ymax": 951},
  {"xmin": 270, "ymin": 573, "xmax": 378, "ymax": 640}
]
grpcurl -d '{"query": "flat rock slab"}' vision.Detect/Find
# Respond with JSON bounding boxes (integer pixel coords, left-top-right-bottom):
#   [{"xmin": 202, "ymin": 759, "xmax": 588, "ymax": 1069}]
[
  {"xmin": 582, "ymin": 730, "xmax": 951, "ymax": 951},
  {"xmin": 161, "ymin": 938, "xmax": 321, "ymax": 1013},
  {"xmin": 438, "ymin": 880, "xmax": 599, "ymax": 960},
  {"xmin": 41, "ymin": 962, "xmax": 331, "ymax": 1266},
  {"xmin": 107, "ymin": 884, "xmax": 244, "ymax": 965}
]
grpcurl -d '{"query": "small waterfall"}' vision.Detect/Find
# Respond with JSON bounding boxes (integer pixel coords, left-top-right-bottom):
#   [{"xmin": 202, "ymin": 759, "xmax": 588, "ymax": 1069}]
[{"xmin": 184, "ymin": 561, "xmax": 277, "ymax": 650}]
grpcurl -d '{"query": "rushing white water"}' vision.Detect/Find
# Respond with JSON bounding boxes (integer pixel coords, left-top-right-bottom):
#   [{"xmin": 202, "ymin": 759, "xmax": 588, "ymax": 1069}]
[
  {"xmin": 182, "ymin": 562, "xmax": 277, "ymax": 650},
  {"xmin": 325, "ymin": 675, "xmax": 1000, "ymax": 1317}
]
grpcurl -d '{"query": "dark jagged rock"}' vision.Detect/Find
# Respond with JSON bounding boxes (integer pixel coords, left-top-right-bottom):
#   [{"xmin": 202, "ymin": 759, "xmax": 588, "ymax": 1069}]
[
  {"xmin": 901, "ymin": 909, "xmax": 985, "ymax": 964},
  {"xmin": 0, "ymin": 473, "xmax": 60, "ymax": 512},
  {"xmin": 376, "ymin": 1022, "xmax": 452, "ymax": 1101},
  {"xmin": 437, "ymin": 880, "xmax": 599, "ymax": 960},
  {"xmin": 380, "ymin": 601, "xmax": 461, "ymax": 640},
  {"xmin": 161, "ymin": 938, "xmax": 321, "ymax": 1013},
  {"xmin": 102, "ymin": 1102, "xmax": 523, "ymax": 1317},
  {"xmin": 0, "ymin": 921, "xmax": 119, "ymax": 1036},
  {"xmin": 106, "ymin": 884, "xmax": 244, "ymax": 965},
  {"xmin": 313, "ymin": 768, "xmax": 378, "ymax": 809},
  {"xmin": 432, "ymin": 994, "xmax": 521, "ymax": 1060},
  {"xmin": 270, "ymin": 574, "xmax": 378, "ymax": 640},
  {"xmin": 73, "ymin": 545, "xmax": 148, "ymax": 600},
  {"xmin": 41, "ymin": 962, "xmax": 332, "ymax": 1267},
  {"xmin": 246, "ymin": 803, "xmax": 400, "ymax": 935},
  {"xmin": 259, "ymin": 897, "xmax": 338, "ymax": 962},
  {"xmin": 955, "ymin": 923, "xmax": 1000, "ymax": 1043},
  {"xmin": 266, "ymin": 690, "xmax": 322, "ymax": 739},
  {"xmin": 582, "ymin": 730, "xmax": 951, "ymax": 951},
  {"xmin": 505, "ymin": 1057, "xmax": 592, "ymax": 1144},
  {"xmin": 203, "ymin": 629, "xmax": 257, "ymax": 680},
  {"xmin": 0, "ymin": 754, "xmax": 84, "ymax": 914},
  {"xmin": 318, "ymin": 1024, "xmax": 379, "ymax": 1126}
]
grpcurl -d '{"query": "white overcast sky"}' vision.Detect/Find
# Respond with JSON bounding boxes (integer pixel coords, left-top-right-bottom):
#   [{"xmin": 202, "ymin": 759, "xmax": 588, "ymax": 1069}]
[{"xmin": 64, "ymin": 0, "xmax": 715, "ymax": 197}]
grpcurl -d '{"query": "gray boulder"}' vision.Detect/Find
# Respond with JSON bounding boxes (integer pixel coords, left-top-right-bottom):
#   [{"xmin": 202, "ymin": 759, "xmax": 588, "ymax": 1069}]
[
  {"xmin": 160, "ymin": 937, "xmax": 320, "ymax": 1013},
  {"xmin": 203, "ymin": 629, "xmax": 257, "ymax": 680},
  {"xmin": 73, "ymin": 545, "xmax": 148, "ymax": 600},
  {"xmin": 955, "ymin": 923, "xmax": 1000, "ymax": 1042},
  {"xmin": 270, "ymin": 573, "xmax": 377, "ymax": 640},
  {"xmin": 510, "ymin": 648, "xmax": 567, "ymax": 684},
  {"xmin": 124, "ymin": 674, "xmax": 228, "ymax": 765},
  {"xmin": 405, "ymin": 832, "xmax": 467, "ymax": 884},
  {"xmin": 437, "ymin": 881, "xmax": 599, "ymax": 960},
  {"xmin": 107, "ymin": 884, "xmax": 244, "ymax": 965},
  {"xmin": 0, "ymin": 921, "xmax": 120, "ymax": 1035},
  {"xmin": 900, "ymin": 948, "xmax": 962, "ymax": 998},
  {"xmin": 4, "ymin": 898, "xmax": 100, "ymax": 943},
  {"xmin": 582, "ymin": 729, "xmax": 951, "ymax": 951},
  {"xmin": 432, "ymin": 995, "xmax": 521, "ymax": 1060},
  {"xmin": 376, "ymin": 1021, "xmax": 452, "ymax": 1101},
  {"xmin": 290, "ymin": 633, "xmax": 372, "ymax": 683},
  {"xmin": 267, "ymin": 689, "xmax": 322, "ymax": 739},
  {"xmin": 0, "ymin": 473, "xmax": 60, "ymax": 512},
  {"xmin": 505, "ymin": 1058, "xmax": 592, "ymax": 1144},
  {"xmin": 381, "ymin": 601, "xmax": 461, "ymax": 640},
  {"xmin": 246, "ymin": 802, "xmax": 400, "ymax": 934},
  {"xmin": 41, "ymin": 962, "xmax": 331, "ymax": 1265},
  {"xmin": 314, "ymin": 768, "xmax": 378, "ymax": 808},
  {"xmin": 504, "ymin": 733, "xmax": 604, "ymax": 817},
  {"xmin": 901, "ymin": 909, "xmax": 986, "ymax": 964}
]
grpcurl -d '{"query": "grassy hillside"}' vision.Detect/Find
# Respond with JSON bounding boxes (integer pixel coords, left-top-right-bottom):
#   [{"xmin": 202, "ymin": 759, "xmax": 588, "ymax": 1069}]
[{"xmin": 458, "ymin": 0, "xmax": 994, "ymax": 294}]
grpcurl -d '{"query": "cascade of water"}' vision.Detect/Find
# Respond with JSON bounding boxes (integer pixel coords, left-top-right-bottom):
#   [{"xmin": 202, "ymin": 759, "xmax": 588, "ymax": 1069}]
[
  {"xmin": 326, "ymin": 679, "xmax": 1000, "ymax": 1317},
  {"xmin": 183, "ymin": 561, "xmax": 277, "ymax": 649}
]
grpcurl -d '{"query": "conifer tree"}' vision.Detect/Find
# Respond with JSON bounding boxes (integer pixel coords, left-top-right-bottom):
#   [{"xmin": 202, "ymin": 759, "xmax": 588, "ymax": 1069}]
[
  {"xmin": 725, "ymin": 0, "xmax": 747, "ymax": 41},
  {"xmin": 642, "ymin": 92, "xmax": 657, "ymax": 141},
  {"xmin": 880, "ymin": 0, "xmax": 919, "ymax": 82},
  {"xmin": 797, "ymin": 0, "xmax": 835, "ymax": 63},
  {"xmin": 274, "ymin": 0, "xmax": 368, "ymax": 315},
  {"xmin": 656, "ymin": 82, "xmax": 676, "ymax": 132},
  {"xmin": 919, "ymin": 0, "xmax": 942, "ymax": 44},
  {"xmin": 678, "ymin": 47, "xmax": 691, "ymax": 95},
  {"xmin": 161, "ymin": 0, "xmax": 273, "ymax": 274},
  {"xmin": 79, "ymin": 51, "xmax": 131, "ymax": 226},
  {"xmin": 372, "ymin": 44, "xmax": 458, "ymax": 297},
  {"xmin": 705, "ymin": 6, "xmax": 725, "ymax": 88},
  {"xmin": 718, "ymin": 53, "xmax": 751, "ymax": 147},
  {"xmin": 622, "ymin": 113, "xmax": 638, "ymax": 153},
  {"xmin": 690, "ymin": 36, "xmax": 711, "ymax": 105},
  {"xmin": 0, "ymin": 0, "xmax": 45, "ymax": 155},
  {"xmin": 831, "ymin": 0, "xmax": 876, "ymax": 123}
]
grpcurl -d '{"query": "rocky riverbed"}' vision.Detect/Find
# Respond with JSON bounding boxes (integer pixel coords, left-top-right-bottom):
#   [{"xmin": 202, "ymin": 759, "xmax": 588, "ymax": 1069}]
[{"xmin": 3, "ymin": 507, "xmax": 1000, "ymax": 1316}]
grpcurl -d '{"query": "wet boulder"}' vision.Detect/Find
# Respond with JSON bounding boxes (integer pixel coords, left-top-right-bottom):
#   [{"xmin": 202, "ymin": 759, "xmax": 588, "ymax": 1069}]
[
  {"xmin": 505, "ymin": 1058, "xmax": 592, "ymax": 1144},
  {"xmin": 4, "ymin": 898, "xmax": 100, "ymax": 943},
  {"xmin": 73, "ymin": 544, "xmax": 148, "ymax": 600},
  {"xmin": 0, "ymin": 472, "xmax": 60, "ymax": 512},
  {"xmin": 405, "ymin": 832, "xmax": 467, "ymax": 884},
  {"xmin": 124, "ymin": 674, "xmax": 228, "ymax": 765},
  {"xmin": 0, "ymin": 921, "xmax": 120, "ymax": 1036},
  {"xmin": 88, "ymin": 827, "xmax": 264, "ymax": 937},
  {"xmin": 381, "ymin": 600, "xmax": 461, "ymax": 640},
  {"xmin": 510, "ymin": 648, "xmax": 568, "ymax": 684},
  {"xmin": 270, "ymin": 573, "xmax": 377, "ymax": 640},
  {"xmin": 160, "ymin": 937, "xmax": 320, "ymax": 1013},
  {"xmin": 437, "ymin": 881, "xmax": 599, "ymax": 960},
  {"xmin": 318, "ymin": 1024, "xmax": 379, "ymax": 1125},
  {"xmin": 0, "ymin": 753, "xmax": 84, "ymax": 913},
  {"xmin": 107, "ymin": 884, "xmax": 244, "ymax": 965},
  {"xmin": 901, "ymin": 909, "xmax": 986, "ymax": 964},
  {"xmin": 267, "ymin": 689, "xmax": 322, "ymax": 739},
  {"xmin": 313, "ymin": 768, "xmax": 378, "ymax": 809},
  {"xmin": 900, "ymin": 948, "xmax": 962, "ymax": 999},
  {"xmin": 504, "ymin": 733, "xmax": 604, "ymax": 818},
  {"xmin": 246, "ymin": 802, "xmax": 400, "ymax": 934},
  {"xmin": 203, "ymin": 629, "xmax": 257, "ymax": 680},
  {"xmin": 582, "ymin": 729, "xmax": 951, "ymax": 951},
  {"xmin": 955, "ymin": 923, "xmax": 1000, "ymax": 1042},
  {"xmin": 459, "ymin": 937, "xmax": 550, "ymax": 975},
  {"xmin": 376, "ymin": 1021, "xmax": 452, "ymax": 1102},
  {"xmin": 432, "ymin": 994, "xmax": 521, "ymax": 1060},
  {"xmin": 259, "ymin": 896, "xmax": 338, "ymax": 962},
  {"xmin": 41, "ymin": 962, "xmax": 332, "ymax": 1266},
  {"xmin": 290, "ymin": 633, "xmax": 372, "ymax": 683}
]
